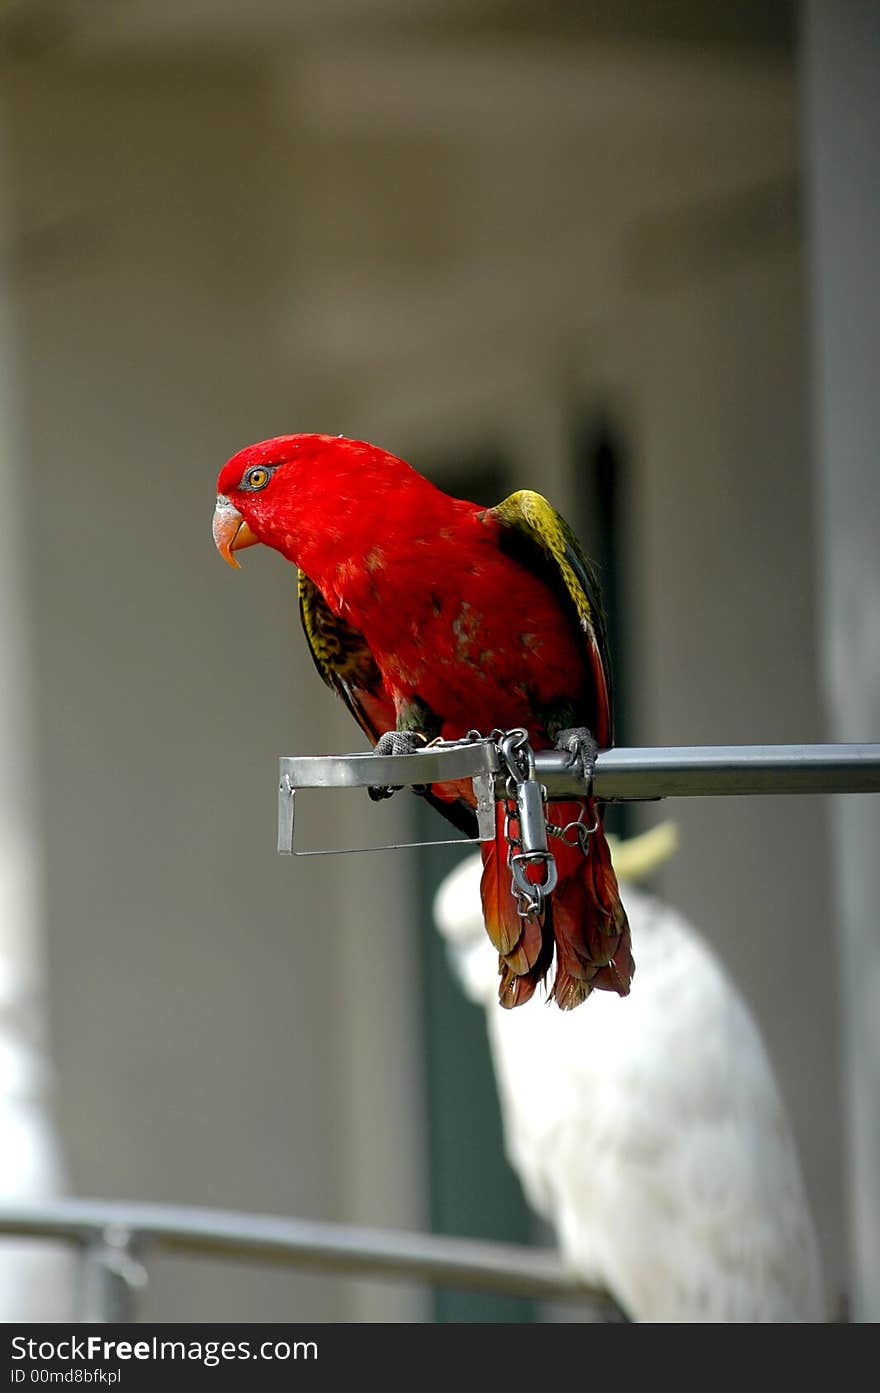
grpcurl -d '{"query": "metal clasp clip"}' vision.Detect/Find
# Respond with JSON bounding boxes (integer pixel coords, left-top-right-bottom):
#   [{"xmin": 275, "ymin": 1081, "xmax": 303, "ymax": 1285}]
[{"xmin": 498, "ymin": 729, "xmax": 558, "ymax": 919}]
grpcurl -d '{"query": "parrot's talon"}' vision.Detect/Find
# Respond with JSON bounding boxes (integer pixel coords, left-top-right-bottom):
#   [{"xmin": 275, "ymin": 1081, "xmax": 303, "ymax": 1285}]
[
  {"xmin": 367, "ymin": 784, "xmax": 395, "ymax": 803},
  {"xmin": 555, "ymin": 726, "xmax": 599, "ymax": 791},
  {"xmin": 368, "ymin": 729, "xmax": 428, "ymax": 801}
]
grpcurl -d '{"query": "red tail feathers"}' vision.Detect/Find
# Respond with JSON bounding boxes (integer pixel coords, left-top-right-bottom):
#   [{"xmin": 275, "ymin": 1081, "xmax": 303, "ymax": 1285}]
[{"xmin": 479, "ymin": 799, "xmax": 632, "ymax": 1010}]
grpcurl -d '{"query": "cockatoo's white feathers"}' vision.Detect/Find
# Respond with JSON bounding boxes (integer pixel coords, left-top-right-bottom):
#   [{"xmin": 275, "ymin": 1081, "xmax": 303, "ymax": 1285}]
[{"xmin": 433, "ymin": 854, "xmax": 825, "ymax": 1322}]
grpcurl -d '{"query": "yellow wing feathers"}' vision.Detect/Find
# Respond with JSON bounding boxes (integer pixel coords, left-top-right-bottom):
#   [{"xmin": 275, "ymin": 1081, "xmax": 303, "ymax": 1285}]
[{"xmin": 490, "ymin": 488, "xmax": 606, "ymax": 643}]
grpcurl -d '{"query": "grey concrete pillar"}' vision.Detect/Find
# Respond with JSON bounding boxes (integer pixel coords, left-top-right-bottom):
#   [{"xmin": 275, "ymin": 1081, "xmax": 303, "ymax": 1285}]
[
  {"xmin": 803, "ymin": 0, "xmax": 880, "ymax": 1322},
  {"xmin": 0, "ymin": 122, "xmax": 74, "ymax": 1320}
]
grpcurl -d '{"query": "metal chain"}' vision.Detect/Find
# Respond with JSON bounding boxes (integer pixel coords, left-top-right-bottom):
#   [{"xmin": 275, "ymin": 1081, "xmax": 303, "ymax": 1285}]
[
  {"xmin": 496, "ymin": 728, "xmax": 558, "ymax": 920},
  {"xmin": 366, "ymin": 726, "xmax": 592, "ymax": 916},
  {"xmin": 545, "ymin": 804, "xmax": 599, "ymax": 856}
]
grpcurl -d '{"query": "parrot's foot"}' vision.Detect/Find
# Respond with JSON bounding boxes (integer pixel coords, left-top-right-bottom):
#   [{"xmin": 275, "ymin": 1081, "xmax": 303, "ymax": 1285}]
[
  {"xmin": 555, "ymin": 726, "xmax": 599, "ymax": 789},
  {"xmin": 368, "ymin": 730, "xmax": 428, "ymax": 802}
]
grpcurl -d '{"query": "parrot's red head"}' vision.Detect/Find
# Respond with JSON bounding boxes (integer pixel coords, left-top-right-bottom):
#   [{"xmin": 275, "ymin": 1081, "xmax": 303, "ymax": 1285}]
[
  {"xmin": 212, "ymin": 432, "xmax": 435, "ymax": 574},
  {"xmin": 214, "ymin": 435, "xmax": 308, "ymax": 568}
]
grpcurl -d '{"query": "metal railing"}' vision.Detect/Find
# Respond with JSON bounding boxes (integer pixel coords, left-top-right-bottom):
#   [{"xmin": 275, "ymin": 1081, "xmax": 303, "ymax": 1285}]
[
  {"xmin": 278, "ymin": 739, "xmax": 880, "ymax": 854},
  {"xmin": 280, "ymin": 741, "xmax": 880, "ymax": 800},
  {"xmin": 0, "ymin": 1199, "xmax": 623, "ymax": 1322}
]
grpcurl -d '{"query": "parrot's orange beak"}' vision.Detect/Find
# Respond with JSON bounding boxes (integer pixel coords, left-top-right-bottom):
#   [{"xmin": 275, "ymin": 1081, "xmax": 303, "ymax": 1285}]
[{"xmin": 212, "ymin": 496, "xmax": 259, "ymax": 569}]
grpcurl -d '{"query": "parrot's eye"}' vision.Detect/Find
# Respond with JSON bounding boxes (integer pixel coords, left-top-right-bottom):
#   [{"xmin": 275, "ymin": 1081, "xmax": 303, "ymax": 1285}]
[{"xmin": 241, "ymin": 465, "xmax": 271, "ymax": 491}]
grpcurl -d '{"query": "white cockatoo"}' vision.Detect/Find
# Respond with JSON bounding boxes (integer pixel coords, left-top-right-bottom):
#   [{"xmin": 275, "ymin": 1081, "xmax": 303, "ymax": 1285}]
[{"xmin": 433, "ymin": 825, "xmax": 825, "ymax": 1322}]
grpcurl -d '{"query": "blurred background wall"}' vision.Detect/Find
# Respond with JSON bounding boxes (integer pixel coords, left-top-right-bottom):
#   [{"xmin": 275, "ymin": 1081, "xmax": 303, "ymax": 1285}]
[{"xmin": 0, "ymin": 0, "xmax": 874, "ymax": 1321}]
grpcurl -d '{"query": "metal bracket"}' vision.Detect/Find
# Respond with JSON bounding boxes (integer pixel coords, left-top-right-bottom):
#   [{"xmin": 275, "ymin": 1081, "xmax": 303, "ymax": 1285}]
[
  {"xmin": 277, "ymin": 737, "xmax": 501, "ymax": 856},
  {"xmin": 78, "ymin": 1224, "xmax": 148, "ymax": 1323}
]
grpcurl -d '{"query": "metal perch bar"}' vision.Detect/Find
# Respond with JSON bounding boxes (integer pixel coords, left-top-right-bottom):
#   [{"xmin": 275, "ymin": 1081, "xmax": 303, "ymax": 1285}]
[
  {"xmin": 0, "ymin": 1200, "xmax": 620, "ymax": 1318},
  {"xmin": 280, "ymin": 742, "xmax": 880, "ymax": 802}
]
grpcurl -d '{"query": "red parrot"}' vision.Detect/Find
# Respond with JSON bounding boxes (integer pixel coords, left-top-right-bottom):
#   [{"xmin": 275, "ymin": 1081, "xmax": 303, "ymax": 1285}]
[{"xmin": 213, "ymin": 434, "xmax": 631, "ymax": 1009}]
